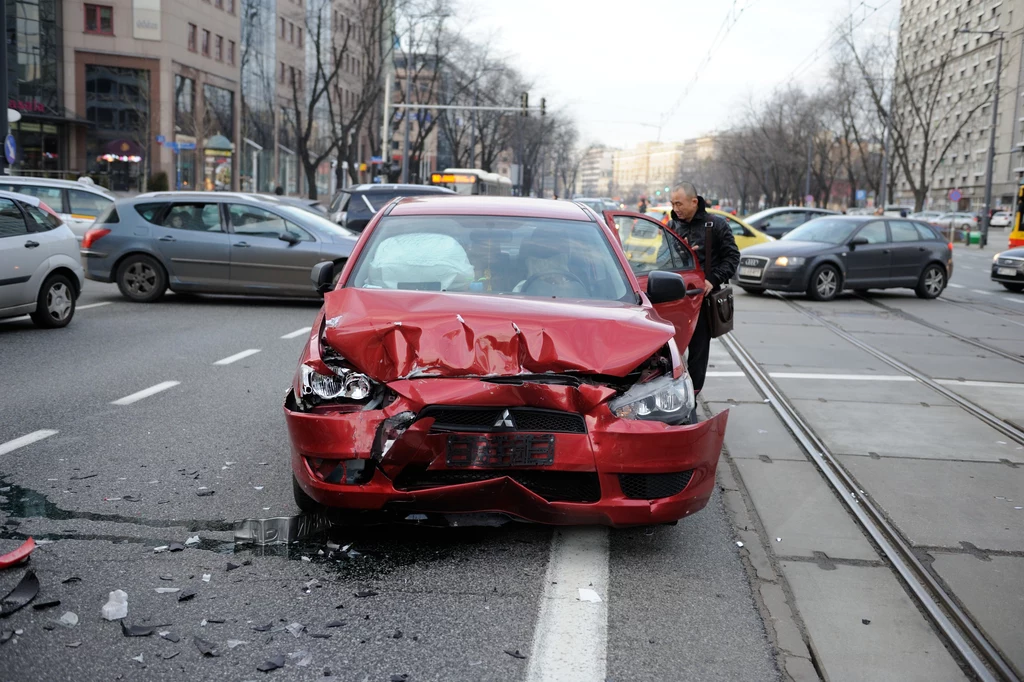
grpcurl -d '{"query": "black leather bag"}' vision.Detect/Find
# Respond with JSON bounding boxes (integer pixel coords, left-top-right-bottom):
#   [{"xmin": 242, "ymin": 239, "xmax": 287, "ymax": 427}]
[{"xmin": 704, "ymin": 224, "xmax": 734, "ymax": 338}]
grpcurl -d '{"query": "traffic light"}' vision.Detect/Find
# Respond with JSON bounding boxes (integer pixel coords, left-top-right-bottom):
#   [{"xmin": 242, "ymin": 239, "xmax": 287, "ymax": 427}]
[
  {"xmin": 540, "ymin": 98, "xmax": 546, "ymax": 117},
  {"xmin": 655, "ymin": 190, "xmax": 661, "ymax": 197},
  {"xmin": 520, "ymin": 92, "xmax": 529, "ymax": 117}
]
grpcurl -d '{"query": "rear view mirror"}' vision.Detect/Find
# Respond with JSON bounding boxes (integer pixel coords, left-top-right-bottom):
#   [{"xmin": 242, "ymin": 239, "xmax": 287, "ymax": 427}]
[
  {"xmin": 279, "ymin": 231, "xmax": 300, "ymax": 245},
  {"xmin": 849, "ymin": 236, "xmax": 869, "ymax": 248},
  {"xmin": 647, "ymin": 270, "xmax": 696, "ymax": 304},
  {"xmin": 311, "ymin": 261, "xmax": 335, "ymax": 294}
]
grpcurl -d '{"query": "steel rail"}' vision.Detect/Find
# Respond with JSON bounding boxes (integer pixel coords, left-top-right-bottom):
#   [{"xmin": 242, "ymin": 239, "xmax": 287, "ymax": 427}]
[{"xmin": 719, "ymin": 331, "xmax": 1021, "ymax": 682}]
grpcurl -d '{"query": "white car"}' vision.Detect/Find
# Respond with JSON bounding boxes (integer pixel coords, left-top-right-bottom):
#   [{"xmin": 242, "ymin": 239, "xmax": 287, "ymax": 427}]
[
  {"xmin": 0, "ymin": 176, "xmax": 115, "ymax": 242},
  {"xmin": 0, "ymin": 190, "xmax": 84, "ymax": 328},
  {"xmin": 990, "ymin": 211, "xmax": 1012, "ymax": 228}
]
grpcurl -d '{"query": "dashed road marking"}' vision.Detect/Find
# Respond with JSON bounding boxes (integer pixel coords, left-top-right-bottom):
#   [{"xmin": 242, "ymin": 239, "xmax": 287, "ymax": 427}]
[
  {"xmin": 213, "ymin": 349, "xmax": 261, "ymax": 365},
  {"xmin": 948, "ymin": 283, "xmax": 966, "ymax": 289},
  {"xmin": 111, "ymin": 381, "xmax": 180, "ymax": 406},
  {"xmin": 0, "ymin": 430, "xmax": 58, "ymax": 456},
  {"xmin": 1002, "ymin": 297, "xmax": 1024, "ymax": 304},
  {"xmin": 77, "ymin": 302, "xmax": 113, "ymax": 311},
  {"xmin": 970, "ymin": 289, "xmax": 992, "ymax": 295},
  {"xmin": 281, "ymin": 326, "xmax": 312, "ymax": 339}
]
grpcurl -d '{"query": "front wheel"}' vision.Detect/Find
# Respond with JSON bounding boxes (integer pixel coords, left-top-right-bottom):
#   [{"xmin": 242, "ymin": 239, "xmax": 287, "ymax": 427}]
[
  {"xmin": 116, "ymin": 254, "xmax": 167, "ymax": 303},
  {"xmin": 740, "ymin": 287, "xmax": 765, "ymax": 296},
  {"xmin": 293, "ymin": 475, "xmax": 324, "ymax": 514},
  {"xmin": 1001, "ymin": 282, "xmax": 1024, "ymax": 293},
  {"xmin": 30, "ymin": 274, "xmax": 76, "ymax": 328},
  {"xmin": 915, "ymin": 264, "xmax": 946, "ymax": 299},
  {"xmin": 807, "ymin": 264, "xmax": 840, "ymax": 301}
]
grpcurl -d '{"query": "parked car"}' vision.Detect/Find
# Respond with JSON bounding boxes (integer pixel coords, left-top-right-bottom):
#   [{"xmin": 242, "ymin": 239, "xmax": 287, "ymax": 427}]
[
  {"xmin": 249, "ymin": 194, "xmax": 329, "ymax": 216},
  {"xmin": 327, "ymin": 184, "xmax": 455, "ymax": 232},
  {"xmin": 933, "ymin": 212, "xmax": 979, "ymax": 231},
  {"xmin": 909, "ymin": 210, "xmax": 945, "ymax": 223},
  {"xmin": 742, "ymin": 207, "xmax": 838, "ymax": 239},
  {"xmin": 0, "ymin": 176, "xmax": 115, "ymax": 242},
  {"xmin": 81, "ymin": 192, "xmax": 358, "ymax": 302},
  {"xmin": 989, "ymin": 211, "xmax": 1013, "ymax": 228},
  {"xmin": 575, "ymin": 197, "xmax": 622, "ymax": 214},
  {"xmin": 0, "ymin": 190, "xmax": 84, "ymax": 328},
  {"xmin": 845, "ymin": 207, "xmax": 875, "ymax": 216},
  {"xmin": 882, "ymin": 205, "xmax": 913, "ymax": 217},
  {"xmin": 286, "ymin": 196, "xmax": 728, "ymax": 526},
  {"xmin": 734, "ymin": 216, "xmax": 952, "ymax": 301},
  {"xmin": 991, "ymin": 247, "xmax": 1024, "ymax": 292},
  {"xmin": 643, "ymin": 205, "xmax": 773, "ymax": 250}
]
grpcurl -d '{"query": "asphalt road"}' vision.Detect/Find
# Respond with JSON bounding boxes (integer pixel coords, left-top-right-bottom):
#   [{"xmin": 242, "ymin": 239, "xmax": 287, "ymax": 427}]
[{"xmin": 0, "ymin": 283, "xmax": 778, "ymax": 681}]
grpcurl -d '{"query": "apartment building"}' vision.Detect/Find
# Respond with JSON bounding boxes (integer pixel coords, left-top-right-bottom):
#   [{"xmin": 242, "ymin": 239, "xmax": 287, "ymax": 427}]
[
  {"xmin": 612, "ymin": 140, "xmax": 686, "ymax": 201},
  {"xmin": 575, "ymin": 146, "xmax": 615, "ymax": 197}
]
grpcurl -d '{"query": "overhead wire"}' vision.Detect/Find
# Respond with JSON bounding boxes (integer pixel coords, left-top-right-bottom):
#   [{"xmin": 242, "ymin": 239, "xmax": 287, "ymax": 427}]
[{"xmin": 785, "ymin": 0, "xmax": 894, "ymax": 83}]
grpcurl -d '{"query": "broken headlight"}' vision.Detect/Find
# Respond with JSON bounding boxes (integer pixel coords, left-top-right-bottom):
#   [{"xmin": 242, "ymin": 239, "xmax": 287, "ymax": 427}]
[
  {"xmin": 608, "ymin": 373, "xmax": 695, "ymax": 425},
  {"xmin": 299, "ymin": 364, "xmax": 378, "ymax": 405}
]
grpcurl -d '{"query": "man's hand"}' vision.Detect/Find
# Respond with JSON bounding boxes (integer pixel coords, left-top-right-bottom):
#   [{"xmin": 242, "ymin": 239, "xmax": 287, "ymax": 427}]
[{"xmin": 704, "ymin": 280, "xmax": 714, "ymax": 296}]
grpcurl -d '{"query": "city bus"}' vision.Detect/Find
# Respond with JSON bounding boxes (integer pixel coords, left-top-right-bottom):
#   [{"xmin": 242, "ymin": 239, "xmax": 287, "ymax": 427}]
[{"xmin": 429, "ymin": 168, "xmax": 513, "ymax": 196}]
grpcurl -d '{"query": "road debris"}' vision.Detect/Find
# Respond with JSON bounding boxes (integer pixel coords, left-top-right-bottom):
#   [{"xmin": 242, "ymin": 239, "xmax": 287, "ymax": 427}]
[
  {"xmin": 32, "ymin": 599, "xmax": 60, "ymax": 610},
  {"xmin": 155, "ymin": 587, "xmax": 180, "ymax": 594},
  {"xmin": 132, "ymin": 654, "xmax": 144, "ymax": 664},
  {"xmin": 193, "ymin": 635, "xmax": 220, "ymax": 657},
  {"xmin": 325, "ymin": 620, "xmax": 345, "ymax": 628},
  {"xmin": 168, "ymin": 543, "xmax": 185, "ymax": 552},
  {"xmin": 1, "ymin": 571, "xmax": 39, "ymax": 616},
  {"xmin": 185, "ymin": 535, "xmax": 201, "ymax": 546},
  {"xmin": 101, "ymin": 590, "xmax": 128, "ymax": 620},
  {"xmin": 227, "ymin": 639, "xmax": 247, "ymax": 649},
  {"xmin": 285, "ymin": 622, "xmax": 305, "ymax": 637},
  {"xmin": 233, "ymin": 513, "xmax": 332, "ymax": 546},
  {"xmin": 177, "ymin": 591, "xmax": 195, "ymax": 602},
  {"xmin": 159, "ymin": 631, "xmax": 180, "ymax": 642},
  {"xmin": 65, "ymin": 641, "xmax": 81, "ymax": 648},
  {"xmin": 202, "ymin": 574, "xmax": 211, "ymax": 583},
  {"xmin": 289, "ymin": 650, "xmax": 313, "ymax": 667},
  {"xmin": 252, "ymin": 622, "xmax": 273, "ymax": 632},
  {"xmin": 153, "ymin": 546, "xmax": 169, "ymax": 553},
  {"xmin": 61, "ymin": 576, "xmax": 81, "ymax": 584},
  {"xmin": 862, "ymin": 619, "xmax": 871, "ymax": 625},
  {"xmin": 577, "ymin": 588, "xmax": 602, "ymax": 603},
  {"xmin": 736, "ymin": 541, "xmax": 744, "ymax": 548},
  {"xmin": 59, "ymin": 611, "xmax": 78, "ymax": 627},
  {"xmin": 226, "ymin": 562, "xmax": 240, "ymax": 572},
  {"xmin": 0, "ymin": 538, "xmax": 35, "ymax": 569},
  {"xmin": 257, "ymin": 655, "xmax": 286, "ymax": 672},
  {"xmin": 162, "ymin": 651, "xmax": 180, "ymax": 660},
  {"xmin": 354, "ymin": 589, "xmax": 378, "ymax": 598},
  {"xmin": 121, "ymin": 622, "xmax": 154, "ymax": 637},
  {"xmin": 504, "ymin": 649, "xmax": 527, "ymax": 659},
  {"xmin": 196, "ymin": 489, "xmax": 216, "ymax": 497}
]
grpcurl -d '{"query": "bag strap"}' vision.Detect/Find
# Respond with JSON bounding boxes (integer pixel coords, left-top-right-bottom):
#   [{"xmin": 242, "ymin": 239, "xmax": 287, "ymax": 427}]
[{"xmin": 704, "ymin": 221, "xmax": 714, "ymax": 283}]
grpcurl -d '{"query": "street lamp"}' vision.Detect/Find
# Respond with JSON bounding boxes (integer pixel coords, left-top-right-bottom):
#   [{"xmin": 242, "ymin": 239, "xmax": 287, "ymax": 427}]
[{"xmin": 958, "ymin": 27, "xmax": 1005, "ymax": 248}]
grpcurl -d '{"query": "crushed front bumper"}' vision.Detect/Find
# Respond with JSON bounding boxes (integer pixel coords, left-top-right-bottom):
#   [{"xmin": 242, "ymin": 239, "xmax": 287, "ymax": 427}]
[{"xmin": 285, "ymin": 378, "xmax": 728, "ymax": 527}]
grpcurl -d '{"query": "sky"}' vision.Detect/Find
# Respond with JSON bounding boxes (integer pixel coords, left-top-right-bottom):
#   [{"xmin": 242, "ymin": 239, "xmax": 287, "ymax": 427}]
[{"xmin": 463, "ymin": 0, "xmax": 900, "ymax": 149}]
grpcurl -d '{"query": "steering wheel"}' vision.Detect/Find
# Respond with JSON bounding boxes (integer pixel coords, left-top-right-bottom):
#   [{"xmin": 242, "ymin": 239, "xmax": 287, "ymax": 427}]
[{"xmin": 521, "ymin": 271, "xmax": 589, "ymax": 297}]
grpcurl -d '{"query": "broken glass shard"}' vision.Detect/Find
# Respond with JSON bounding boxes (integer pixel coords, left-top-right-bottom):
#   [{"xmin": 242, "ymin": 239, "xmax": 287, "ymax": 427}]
[
  {"xmin": 257, "ymin": 655, "xmax": 286, "ymax": 672},
  {"xmin": 193, "ymin": 635, "xmax": 220, "ymax": 657}
]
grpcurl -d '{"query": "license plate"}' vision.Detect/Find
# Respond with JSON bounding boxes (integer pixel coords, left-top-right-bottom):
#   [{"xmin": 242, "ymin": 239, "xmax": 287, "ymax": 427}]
[
  {"xmin": 446, "ymin": 434, "xmax": 555, "ymax": 467},
  {"xmin": 739, "ymin": 266, "xmax": 762, "ymax": 277},
  {"xmin": 997, "ymin": 267, "xmax": 1018, "ymax": 276}
]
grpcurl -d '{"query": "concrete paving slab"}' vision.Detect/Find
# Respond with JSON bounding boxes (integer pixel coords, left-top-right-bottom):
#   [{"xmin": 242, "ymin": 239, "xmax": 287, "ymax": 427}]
[
  {"xmin": 900, "ymin": 353, "xmax": 1024, "ymax": 383},
  {"xmin": 734, "ymin": 459, "xmax": 878, "ymax": 560},
  {"xmin": 781, "ymin": 562, "xmax": 965, "ymax": 682},
  {"xmin": 839, "ymin": 456, "xmax": 1024, "ymax": 551},
  {"xmin": 773, "ymin": 376, "xmax": 954, "ymax": 406},
  {"xmin": 710, "ymin": 403, "xmax": 809, "ymax": 461},
  {"xmin": 793, "ymin": 400, "xmax": 1021, "ymax": 463},
  {"xmin": 813, "ymin": 316, "xmax": 937, "ymax": 336},
  {"xmin": 930, "ymin": 553, "xmax": 1024, "ymax": 675},
  {"xmin": 854, "ymin": 330, "xmax": 1005, "ymax": 358},
  {"xmin": 940, "ymin": 383, "xmax": 1024, "ymax": 425},
  {"xmin": 701, "ymin": 376, "xmax": 765, "ymax": 404}
]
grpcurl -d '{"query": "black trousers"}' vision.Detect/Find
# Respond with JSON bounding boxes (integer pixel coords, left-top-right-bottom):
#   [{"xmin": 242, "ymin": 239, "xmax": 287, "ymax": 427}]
[{"xmin": 687, "ymin": 302, "xmax": 711, "ymax": 394}]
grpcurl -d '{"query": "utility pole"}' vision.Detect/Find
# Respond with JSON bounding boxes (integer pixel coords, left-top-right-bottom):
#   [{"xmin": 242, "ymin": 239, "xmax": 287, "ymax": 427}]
[
  {"xmin": 468, "ymin": 86, "xmax": 478, "ymax": 168},
  {"xmin": 400, "ymin": 54, "xmax": 412, "ymax": 183},
  {"xmin": 379, "ymin": 0, "xmax": 395, "ymax": 183},
  {"xmin": 0, "ymin": 3, "xmax": 9, "ymax": 175},
  {"xmin": 804, "ymin": 136, "xmax": 812, "ymax": 205}
]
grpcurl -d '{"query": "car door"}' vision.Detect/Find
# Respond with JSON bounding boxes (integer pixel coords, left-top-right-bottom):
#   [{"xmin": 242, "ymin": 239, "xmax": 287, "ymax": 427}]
[
  {"xmin": 226, "ymin": 203, "xmax": 323, "ymax": 294},
  {"xmin": 148, "ymin": 201, "xmax": 231, "ymax": 287},
  {"xmin": 887, "ymin": 220, "xmax": 931, "ymax": 284},
  {"xmin": 66, "ymin": 188, "xmax": 114, "ymax": 239},
  {"xmin": 759, "ymin": 211, "xmax": 808, "ymax": 239},
  {"xmin": 0, "ymin": 197, "xmax": 48, "ymax": 310},
  {"xmin": 605, "ymin": 211, "xmax": 703, "ymax": 349},
  {"xmin": 723, "ymin": 215, "xmax": 756, "ymax": 250},
  {"xmin": 843, "ymin": 220, "xmax": 891, "ymax": 285}
]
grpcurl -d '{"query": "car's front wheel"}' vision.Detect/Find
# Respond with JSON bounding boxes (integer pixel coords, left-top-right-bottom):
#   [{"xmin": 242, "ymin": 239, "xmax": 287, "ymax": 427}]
[
  {"xmin": 915, "ymin": 264, "xmax": 946, "ymax": 299},
  {"xmin": 30, "ymin": 273, "xmax": 76, "ymax": 328},
  {"xmin": 1001, "ymin": 282, "xmax": 1024, "ymax": 293},
  {"xmin": 807, "ymin": 264, "xmax": 840, "ymax": 301},
  {"xmin": 116, "ymin": 254, "xmax": 167, "ymax": 302}
]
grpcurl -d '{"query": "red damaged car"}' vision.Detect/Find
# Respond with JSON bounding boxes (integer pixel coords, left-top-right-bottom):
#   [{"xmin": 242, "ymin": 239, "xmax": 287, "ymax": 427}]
[{"xmin": 284, "ymin": 197, "xmax": 728, "ymax": 526}]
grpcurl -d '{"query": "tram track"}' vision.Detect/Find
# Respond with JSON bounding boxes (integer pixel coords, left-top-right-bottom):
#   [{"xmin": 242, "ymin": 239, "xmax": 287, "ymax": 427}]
[{"xmin": 719, "ymin": 327, "xmax": 1023, "ymax": 682}]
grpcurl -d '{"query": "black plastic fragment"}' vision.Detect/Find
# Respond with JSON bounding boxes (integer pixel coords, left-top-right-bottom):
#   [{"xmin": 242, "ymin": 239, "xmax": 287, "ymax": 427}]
[
  {"xmin": 162, "ymin": 651, "xmax": 180, "ymax": 660},
  {"xmin": 168, "ymin": 543, "xmax": 185, "ymax": 552},
  {"xmin": 390, "ymin": 675, "xmax": 409, "ymax": 682},
  {"xmin": 121, "ymin": 622, "xmax": 154, "ymax": 637},
  {"xmin": 206, "ymin": 618, "xmax": 226, "ymax": 624},
  {"xmin": 392, "ymin": 630, "xmax": 403, "ymax": 639},
  {"xmin": 325, "ymin": 620, "xmax": 345, "ymax": 628},
  {"xmin": 309, "ymin": 633, "xmax": 331, "ymax": 639},
  {"xmin": 32, "ymin": 599, "xmax": 61, "ymax": 610},
  {"xmin": 504, "ymin": 649, "xmax": 527, "ymax": 659},
  {"xmin": 70, "ymin": 473, "xmax": 98, "ymax": 480},
  {"xmin": 196, "ymin": 490, "xmax": 216, "ymax": 497},
  {"xmin": 257, "ymin": 655, "xmax": 285, "ymax": 672},
  {"xmin": 862, "ymin": 619, "xmax": 871, "ymax": 625},
  {"xmin": 252, "ymin": 622, "xmax": 274, "ymax": 632},
  {"xmin": 0, "ymin": 571, "xmax": 39, "ymax": 617},
  {"xmin": 353, "ymin": 590, "xmax": 378, "ymax": 598},
  {"xmin": 177, "ymin": 591, "xmax": 195, "ymax": 602},
  {"xmin": 226, "ymin": 562, "xmax": 240, "ymax": 572},
  {"xmin": 0, "ymin": 631, "xmax": 12, "ymax": 644},
  {"xmin": 160, "ymin": 631, "xmax": 180, "ymax": 643},
  {"xmin": 61, "ymin": 576, "xmax": 81, "ymax": 584},
  {"xmin": 193, "ymin": 635, "xmax": 220, "ymax": 657}
]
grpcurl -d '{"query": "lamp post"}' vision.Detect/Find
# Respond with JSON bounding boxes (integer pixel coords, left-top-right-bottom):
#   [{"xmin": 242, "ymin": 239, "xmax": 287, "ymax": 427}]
[{"xmin": 958, "ymin": 27, "xmax": 1005, "ymax": 248}]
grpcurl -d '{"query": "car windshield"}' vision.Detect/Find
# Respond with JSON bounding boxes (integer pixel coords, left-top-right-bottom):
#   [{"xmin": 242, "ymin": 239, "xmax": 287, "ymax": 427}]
[
  {"xmin": 347, "ymin": 215, "xmax": 634, "ymax": 302},
  {"xmin": 780, "ymin": 218, "xmax": 857, "ymax": 244},
  {"xmin": 275, "ymin": 205, "xmax": 358, "ymax": 238},
  {"xmin": 743, "ymin": 208, "xmax": 789, "ymax": 224}
]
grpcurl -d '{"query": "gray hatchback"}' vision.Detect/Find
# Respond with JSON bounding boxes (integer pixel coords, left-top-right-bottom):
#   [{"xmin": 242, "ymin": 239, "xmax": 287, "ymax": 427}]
[{"xmin": 81, "ymin": 192, "xmax": 359, "ymax": 302}]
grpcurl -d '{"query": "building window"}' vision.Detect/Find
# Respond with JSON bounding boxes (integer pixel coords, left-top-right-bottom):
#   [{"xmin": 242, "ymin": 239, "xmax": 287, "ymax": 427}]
[
  {"xmin": 202, "ymin": 29, "xmax": 210, "ymax": 56},
  {"xmin": 227, "ymin": 0, "xmax": 234, "ymax": 13},
  {"xmin": 85, "ymin": 4, "xmax": 114, "ymax": 35},
  {"xmin": 215, "ymin": 0, "xmax": 222, "ymax": 7},
  {"xmin": 187, "ymin": 23, "xmax": 197, "ymax": 51},
  {"xmin": 228, "ymin": 40, "xmax": 235, "ymax": 65},
  {"xmin": 215, "ymin": 35, "xmax": 223, "ymax": 61},
  {"xmin": 289, "ymin": 22, "xmax": 294, "ymax": 43},
  {"xmin": 280, "ymin": 17, "xmax": 285, "ymax": 38},
  {"xmin": 297, "ymin": 27, "xmax": 302, "ymax": 47},
  {"xmin": 279, "ymin": 61, "xmax": 285, "ymax": 83}
]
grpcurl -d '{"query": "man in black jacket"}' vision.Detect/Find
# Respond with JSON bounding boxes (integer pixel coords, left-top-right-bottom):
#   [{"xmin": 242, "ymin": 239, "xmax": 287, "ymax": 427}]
[{"xmin": 667, "ymin": 182, "xmax": 740, "ymax": 396}]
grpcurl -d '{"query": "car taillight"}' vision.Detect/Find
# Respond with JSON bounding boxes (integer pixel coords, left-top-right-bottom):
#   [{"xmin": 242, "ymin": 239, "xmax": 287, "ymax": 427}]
[
  {"xmin": 82, "ymin": 227, "xmax": 111, "ymax": 249},
  {"xmin": 948, "ymin": 242, "xmax": 954, "ymax": 252}
]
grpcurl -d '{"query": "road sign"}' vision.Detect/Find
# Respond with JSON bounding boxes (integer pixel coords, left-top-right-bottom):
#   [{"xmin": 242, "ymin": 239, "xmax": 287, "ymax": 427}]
[
  {"xmin": 4, "ymin": 135, "xmax": 16, "ymax": 164},
  {"xmin": 177, "ymin": 141, "xmax": 196, "ymax": 150},
  {"xmin": 856, "ymin": 189, "xmax": 866, "ymax": 202},
  {"xmin": 949, "ymin": 189, "xmax": 962, "ymax": 202},
  {"xmin": 804, "ymin": 194, "xmax": 814, "ymax": 207},
  {"xmin": 155, "ymin": 135, "xmax": 165, "ymax": 143}
]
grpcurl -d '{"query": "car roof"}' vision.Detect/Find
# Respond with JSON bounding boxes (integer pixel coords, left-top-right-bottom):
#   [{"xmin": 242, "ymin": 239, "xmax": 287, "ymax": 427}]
[
  {"xmin": 2, "ymin": 176, "xmax": 114, "ymax": 195},
  {"xmin": 346, "ymin": 184, "xmax": 455, "ymax": 194},
  {"xmin": 388, "ymin": 195, "xmax": 593, "ymax": 221},
  {"xmin": 0, "ymin": 189, "xmax": 40, "ymax": 206}
]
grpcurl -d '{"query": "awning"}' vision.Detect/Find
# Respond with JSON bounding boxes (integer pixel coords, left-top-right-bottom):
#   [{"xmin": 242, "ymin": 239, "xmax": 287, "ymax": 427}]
[
  {"xmin": 205, "ymin": 134, "xmax": 235, "ymax": 151},
  {"xmin": 102, "ymin": 139, "xmax": 144, "ymax": 156}
]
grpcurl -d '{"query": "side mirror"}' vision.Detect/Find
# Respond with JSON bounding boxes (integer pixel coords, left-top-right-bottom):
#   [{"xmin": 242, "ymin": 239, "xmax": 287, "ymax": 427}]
[
  {"xmin": 647, "ymin": 270, "xmax": 699, "ymax": 304},
  {"xmin": 279, "ymin": 231, "xmax": 300, "ymax": 245},
  {"xmin": 848, "ymin": 236, "xmax": 869, "ymax": 249},
  {"xmin": 311, "ymin": 261, "xmax": 335, "ymax": 294}
]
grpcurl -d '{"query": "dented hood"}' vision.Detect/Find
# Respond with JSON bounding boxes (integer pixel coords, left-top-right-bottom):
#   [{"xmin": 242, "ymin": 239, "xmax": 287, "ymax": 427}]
[{"xmin": 321, "ymin": 288, "xmax": 675, "ymax": 381}]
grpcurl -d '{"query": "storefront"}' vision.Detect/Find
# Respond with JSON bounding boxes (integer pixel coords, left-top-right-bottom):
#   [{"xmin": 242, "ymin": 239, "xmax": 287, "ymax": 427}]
[
  {"xmin": 83, "ymin": 64, "xmax": 152, "ymax": 191},
  {"xmin": 203, "ymin": 134, "xmax": 233, "ymax": 191}
]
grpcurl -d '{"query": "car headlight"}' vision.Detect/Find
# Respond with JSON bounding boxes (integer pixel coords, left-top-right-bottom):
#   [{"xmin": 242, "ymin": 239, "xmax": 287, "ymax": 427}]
[
  {"xmin": 774, "ymin": 256, "xmax": 806, "ymax": 267},
  {"xmin": 993, "ymin": 253, "xmax": 1001, "ymax": 262},
  {"xmin": 300, "ymin": 364, "xmax": 376, "ymax": 401},
  {"xmin": 608, "ymin": 373, "xmax": 695, "ymax": 425}
]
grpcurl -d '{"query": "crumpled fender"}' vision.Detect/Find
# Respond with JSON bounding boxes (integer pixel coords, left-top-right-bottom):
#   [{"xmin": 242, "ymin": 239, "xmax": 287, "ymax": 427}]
[{"xmin": 319, "ymin": 288, "xmax": 676, "ymax": 381}]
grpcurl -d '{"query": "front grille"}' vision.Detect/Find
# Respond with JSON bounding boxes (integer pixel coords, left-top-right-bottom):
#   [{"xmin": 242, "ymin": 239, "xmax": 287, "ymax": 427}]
[
  {"xmin": 418, "ymin": 406, "xmax": 587, "ymax": 434},
  {"xmin": 737, "ymin": 256, "xmax": 769, "ymax": 283},
  {"xmin": 998, "ymin": 257, "xmax": 1022, "ymax": 266},
  {"xmin": 394, "ymin": 469, "xmax": 601, "ymax": 503},
  {"xmin": 618, "ymin": 470, "xmax": 694, "ymax": 500}
]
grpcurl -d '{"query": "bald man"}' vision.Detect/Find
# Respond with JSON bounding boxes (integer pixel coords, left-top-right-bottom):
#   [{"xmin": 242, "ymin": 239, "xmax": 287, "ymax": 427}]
[{"xmin": 667, "ymin": 182, "xmax": 740, "ymax": 397}]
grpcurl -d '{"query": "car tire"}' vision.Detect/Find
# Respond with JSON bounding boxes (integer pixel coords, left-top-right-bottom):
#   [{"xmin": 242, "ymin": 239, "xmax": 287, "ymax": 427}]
[
  {"xmin": 740, "ymin": 287, "xmax": 765, "ymax": 296},
  {"xmin": 116, "ymin": 254, "xmax": 167, "ymax": 303},
  {"xmin": 915, "ymin": 264, "xmax": 946, "ymax": 299},
  {"xmin": 293, "ymin": 475, "xmax": 323, "ymax": 514},
  {"xmin": 807, "ymin": 264, "xmax": 840, "ymax": 301},
  {"xmin": 29, "ymin": 273, "xmax": 76, "ymax": 329},
  {"xmin": 1001, "ymin": 282, "xmax": 1024, "ymax": 293}
]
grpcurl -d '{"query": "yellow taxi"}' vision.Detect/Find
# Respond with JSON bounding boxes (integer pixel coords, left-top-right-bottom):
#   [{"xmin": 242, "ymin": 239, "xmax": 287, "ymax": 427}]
[
  {"xmin": 645, "ymin": 205, "xmax": 774, "ymax": 250},
  {"xmin": 620, "ymin": 215, "xmax": 664, "ymax": 265}
]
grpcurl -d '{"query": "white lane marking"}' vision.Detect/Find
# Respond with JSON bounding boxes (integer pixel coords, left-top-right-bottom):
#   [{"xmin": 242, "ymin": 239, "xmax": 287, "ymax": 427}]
[
  {"xmin": 706, "ymin": 371, "xmax": 748, "ymax": 378},
  {"xmin": 970, "ymin": 289, "xmax": 992, "ymax": 295},
  {"xmin": 0, "ymin": 430, "xmax": 57, "ymax": 456},
  {"xmin": 948, "ymin": 283, "xmax": 966, "ymax": 289},
  {"xmin": 773, "ymin": 372, "xmax": 915, "ymax": 382},
  {"xmin": 1003, "ymin": 297, "xmax": 1024, "ymax": 304},
  {"xmin": 213, "ymin": 348, "xmax": 261, "ymax": 365},
  {"xmin": 111, "ymin": 381, "xmax": 180, "ymax": 406},
  {"xmin": 281, "ymin": 326, "xmax": 312, "ymax": 339},
  {"xmin": 77, "ymin": 302, "xmax": 112, "ymax": 311},
  {"xmin": 526, "ymin": 527, "xmax": 609, "ymax": 682}
]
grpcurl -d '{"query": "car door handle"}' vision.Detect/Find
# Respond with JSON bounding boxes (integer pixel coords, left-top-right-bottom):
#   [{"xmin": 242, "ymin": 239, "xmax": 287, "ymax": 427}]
[
  {"xmin": 234, "ymin": 241, "xmax": 250, "ymax": 248},
  {"xmin": 24, "ymin": 240, "xmax": 39, "ymax": 248},
  {"xmin": 159, "ymin": 235, "xmax": 176, "ymax": 242}
]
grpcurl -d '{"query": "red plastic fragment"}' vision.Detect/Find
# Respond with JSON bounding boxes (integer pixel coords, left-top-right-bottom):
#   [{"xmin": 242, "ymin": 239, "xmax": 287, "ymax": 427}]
[{"xmin": 0, "ymin": 538, "xmax": 35, "ymax": 569}]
